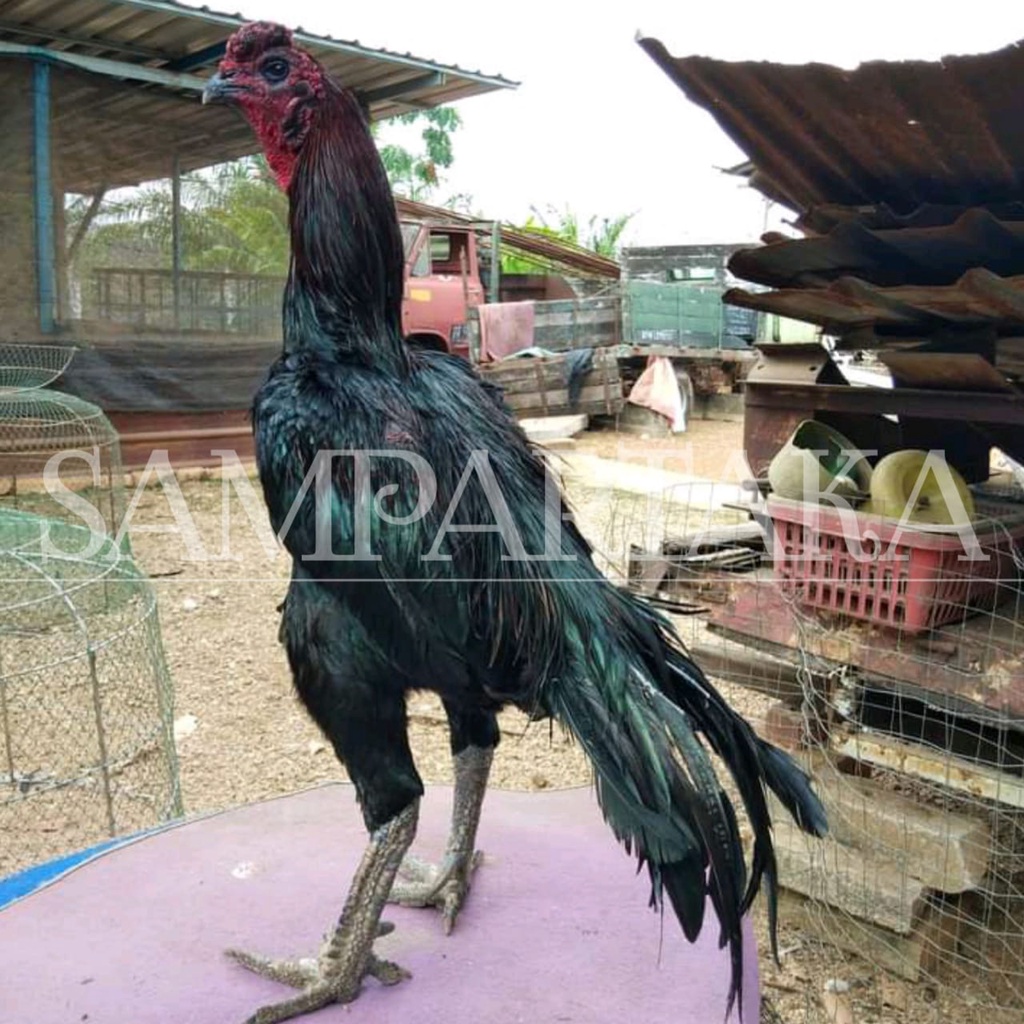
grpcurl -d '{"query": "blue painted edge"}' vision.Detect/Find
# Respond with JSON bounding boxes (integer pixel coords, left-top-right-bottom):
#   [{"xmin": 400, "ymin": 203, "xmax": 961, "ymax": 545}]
[
  {"xmin": 0, "ymin": 836, "xmax": 132, "ymax": 909},
  {"xmin": 0, "ymin": 819, "xmax": 182, "ymax": 912},
  {"xmin": 0, "ymin": 783, "xmax": 352, "ymax": 912},
  {"xmin": 32, "ymin": 60, "xmax": 56, "ymax": 334}
]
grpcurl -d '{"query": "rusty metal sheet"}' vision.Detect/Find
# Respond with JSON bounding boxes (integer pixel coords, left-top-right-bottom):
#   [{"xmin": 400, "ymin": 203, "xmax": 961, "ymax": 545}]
[
  {"xmin": 797, "ymin": 201, "xmax": 1024, "ymax": 234},
  {"xmin": 744, "ymin": 379, "xmax": 1024, "ymax": 426},
  {"xmin": 878, "ymin": 352, "xmax": 1015, "ymax": 392},
  {"xmin": 725, "ymin": 268, "xmax": 1024, "ymax": 334},
  {"xmin": 730, "ymin": 209, "xmax": 1024, "ymax": 289},
  {"xmin": 638, "ymin": 35, "xmax": 1024, "ymax": 216},
  {"xmin": 708, "ymin": 580, "xmax": 1024, "ymax": 721},
  {"xmin": 396, "ymin": 198, "xmax": 621, "ymax": 280}
]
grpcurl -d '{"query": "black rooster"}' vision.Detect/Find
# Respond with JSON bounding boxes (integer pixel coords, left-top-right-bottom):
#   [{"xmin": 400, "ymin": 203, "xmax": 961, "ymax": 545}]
[{"xmin": 202, "ymin": 22, "xmax": 826, "ymax": 1024}]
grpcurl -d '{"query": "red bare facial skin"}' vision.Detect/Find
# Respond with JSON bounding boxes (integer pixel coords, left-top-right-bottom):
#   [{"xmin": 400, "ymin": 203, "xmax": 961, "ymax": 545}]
[{"xmin": 209, "ymin": 22, "xmax": 327, "ymax": 190}]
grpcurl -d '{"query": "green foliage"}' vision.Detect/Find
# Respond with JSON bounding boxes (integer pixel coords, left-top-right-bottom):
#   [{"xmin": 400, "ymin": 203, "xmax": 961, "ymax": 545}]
[
  {"xmin": 67, "ymin": 157, "xmax": 290, "ymax": 277},
  {"xmin": 374, "ymin": 107, "xmax": 462, "ymax": 201},
  {"xmin": 499, "ymin": 204, "xmax": 636, "ymax": 273},
  {"xmin": 67, "ymin": 107, "xmax": 465, "ymax": 284}
]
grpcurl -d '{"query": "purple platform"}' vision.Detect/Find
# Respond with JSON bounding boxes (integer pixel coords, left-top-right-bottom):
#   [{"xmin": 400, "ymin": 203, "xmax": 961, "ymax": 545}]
[{"xmin": 0, "ymin": 784, "xmax": 759, "ymax": 1023}]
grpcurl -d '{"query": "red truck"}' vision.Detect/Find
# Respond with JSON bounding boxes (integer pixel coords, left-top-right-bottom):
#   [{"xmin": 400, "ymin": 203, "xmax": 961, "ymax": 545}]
[{"xmin": 399, "ymin": 218, "xmax": 578, "ymax": 360}]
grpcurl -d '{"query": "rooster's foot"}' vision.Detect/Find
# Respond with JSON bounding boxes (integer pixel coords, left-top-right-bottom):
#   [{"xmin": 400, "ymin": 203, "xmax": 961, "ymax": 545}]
[
  {"xmin": 389, "ymin": 849, "xmax": 483, "ymax": 932},
  {"xmin": 228, "ymin": 801, "xmax": 419, "ymax": 1024},
  {"xmin": 387, "ymin": 744, "xmax": 492, "ymax": 933},
  {"xmin": 227, "ymin": 922, "xmax": 410, "ymax": 1024}
]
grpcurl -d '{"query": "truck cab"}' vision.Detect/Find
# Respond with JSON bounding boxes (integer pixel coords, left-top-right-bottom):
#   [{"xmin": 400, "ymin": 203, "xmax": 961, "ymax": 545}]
[{"xmin": 400, "ymin": 221, "xmax": 486, "ymax": 359}]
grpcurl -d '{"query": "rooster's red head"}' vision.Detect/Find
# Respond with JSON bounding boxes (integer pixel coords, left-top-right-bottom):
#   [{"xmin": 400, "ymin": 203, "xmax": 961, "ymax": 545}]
[{"xmin": 202, "ymin": 22, "xmax": 328, "ymax": 189}]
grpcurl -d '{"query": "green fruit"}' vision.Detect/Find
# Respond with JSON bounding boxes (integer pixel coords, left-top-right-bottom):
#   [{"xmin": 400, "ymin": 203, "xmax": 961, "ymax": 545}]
[{"xmin": 867, "ymin": 450, "xmax": 975, "ymax": 525}]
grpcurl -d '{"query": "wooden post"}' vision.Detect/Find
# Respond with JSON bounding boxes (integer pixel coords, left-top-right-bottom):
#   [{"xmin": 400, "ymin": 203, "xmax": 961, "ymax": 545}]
[{"xmin": 489, "ymin": 220, "xmax": 500, "ymax": 304}]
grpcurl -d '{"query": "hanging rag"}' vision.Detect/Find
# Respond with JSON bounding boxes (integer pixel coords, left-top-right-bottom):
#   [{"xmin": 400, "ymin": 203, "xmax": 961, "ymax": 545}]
[
  {"xmin": 478, "ymin": 301, "xmax": 535, "ymax": 361},
  {"xmin": 562, "ymin": 348, "xmax": 594, "ymax": 406},
  {"xmin": 627, "ymin": 356, "xmax": 688, "ymax": 432}
]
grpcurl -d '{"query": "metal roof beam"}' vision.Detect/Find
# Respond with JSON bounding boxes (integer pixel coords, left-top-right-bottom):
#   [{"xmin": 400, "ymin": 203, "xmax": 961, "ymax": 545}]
[
  {"xmin": 165, "ymin": 41, "xmax": 226, "ymax": 72},
  {"xmin": 0, "ymin": 18, "xmax": 166, "ymax": 60},
  {"xmin": 358, "ymin": 70, "xmax": 446, "ymax": 105},
  {"xmin": 106, "ymin": 0, "xmax": 516, "ymax": 87},
  {"xmin": 0, "ymin": 40, "xmax": 206, "ymax": 91}
]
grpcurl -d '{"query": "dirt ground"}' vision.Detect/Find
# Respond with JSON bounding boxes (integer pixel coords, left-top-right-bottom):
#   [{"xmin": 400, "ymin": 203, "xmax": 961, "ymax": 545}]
[
  {"xmin": 574, "ymin": 420, "xmax": 753, "ymax": 482},
  {"xmin": 8, "ymin": 419, "xmax": 1016, "ymax": 1024}
]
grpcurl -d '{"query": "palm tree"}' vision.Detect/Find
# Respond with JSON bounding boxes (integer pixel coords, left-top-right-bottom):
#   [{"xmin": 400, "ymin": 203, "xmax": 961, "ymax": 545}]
[
  {"xmin": 66, "ymin": 107, "xmax": 465, "ymax": 288},
  {"xmin": 499, "ymin": 204, "xmax": 636, "ymax": 273}
]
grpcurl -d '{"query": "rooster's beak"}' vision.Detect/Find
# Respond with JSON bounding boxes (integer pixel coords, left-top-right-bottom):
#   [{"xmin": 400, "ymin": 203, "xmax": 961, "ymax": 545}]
[{"xmin": 202, "ymin": 72, "xmax": 238, "ymax": 105}]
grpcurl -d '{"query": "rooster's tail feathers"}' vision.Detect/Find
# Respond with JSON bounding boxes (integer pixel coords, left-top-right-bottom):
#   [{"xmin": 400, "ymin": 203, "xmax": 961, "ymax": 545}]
[
  {"xmin": 547, "ymin": 664, "xmax": 753, "ymax": 1017},
  {"xmin": 544, "ymin": 620, "xmax": 828, "ymax": 1019}
]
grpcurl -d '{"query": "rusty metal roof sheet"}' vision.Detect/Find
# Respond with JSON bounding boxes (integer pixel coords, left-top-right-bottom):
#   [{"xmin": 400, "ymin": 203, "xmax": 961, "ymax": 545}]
[
  {"xmin": 637, "ymin": 34, "xmax": 1024, "ymax": 215},
  {"xmin": 730, "ymin": 208, "xmax": 1024, "ymax": 289},
  {"xmin": 724, "ymin": 267, "xmax": 1024, "ymax": 334},
  {"xmin": 795, "ymin": 200, "xmax": 1024, "ymax": 234},
  {"xmin": 396, "ymin": 198, "xmax": 621, "ymax": 280}
]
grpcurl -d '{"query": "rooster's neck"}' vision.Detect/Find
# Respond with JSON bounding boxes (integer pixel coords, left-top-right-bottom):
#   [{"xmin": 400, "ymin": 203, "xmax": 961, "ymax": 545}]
[{"xmin": 283, "ymin": 85, "xmax": 409, "ymax": 371}]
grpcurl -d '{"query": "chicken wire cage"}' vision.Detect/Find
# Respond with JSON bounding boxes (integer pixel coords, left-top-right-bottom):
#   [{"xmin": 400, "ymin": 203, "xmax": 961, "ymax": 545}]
[
  {"xmin": 0, "ymin": 507, "xmax": 181, "ymax": 879},
  {"xmin": 0, "ymin": 344, "xmax": 130, "ymax": 544},
  {"xmin": 0, "ymin": 346, "xmax": 180, "ymax": 878},
  {"xmin": 594, "ymin": 472, "xmax": 1024, "ymax": 1024}
]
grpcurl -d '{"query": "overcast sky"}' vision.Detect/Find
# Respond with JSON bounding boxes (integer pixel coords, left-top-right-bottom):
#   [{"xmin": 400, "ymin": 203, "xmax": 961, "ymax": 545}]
[{"xmin": 185, "ymin": 1, "xmax": 1020, "ymax": 246}]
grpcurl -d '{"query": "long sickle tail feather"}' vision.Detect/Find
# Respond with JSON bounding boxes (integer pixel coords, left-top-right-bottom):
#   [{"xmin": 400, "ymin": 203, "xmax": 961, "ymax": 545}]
[
  {"xmin": 542, "ymin": 601, "xmax": 827, "ymax": 1020},
  {"xmin": 545, "ymin": 662, "xmax": 752, "ymax": 1019}
]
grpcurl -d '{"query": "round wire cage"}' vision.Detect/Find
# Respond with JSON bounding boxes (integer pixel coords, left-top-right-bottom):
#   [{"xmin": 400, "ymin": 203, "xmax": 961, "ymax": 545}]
[
  {"xmin": 0, "ymin": 343, "xmax": 76, "ymax": 392},
  {"xmin": 0, "ymin": 387, "xmax": 129, "ymax": 545},
  {"xmin": 0, "ymin": 509, "xmax": 181, "ymax": 877},
  {"xmin": 0, "ymin": 347, "xmax": 178, "ymax": 877}
]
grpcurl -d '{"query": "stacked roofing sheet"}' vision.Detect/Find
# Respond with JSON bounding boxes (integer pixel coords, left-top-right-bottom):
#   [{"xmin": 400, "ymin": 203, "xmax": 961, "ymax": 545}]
[
  {"xmin": 637, "ymin": 36, "xmax": 1024, "ymax": 215},
  {"xmin": 637, "ymin": 35, "xmax": 1024, "ymax": 346}
]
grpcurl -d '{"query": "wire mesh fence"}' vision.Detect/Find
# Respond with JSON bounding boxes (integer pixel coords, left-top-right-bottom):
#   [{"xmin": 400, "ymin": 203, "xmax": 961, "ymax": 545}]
[{"xmin": 595, "ymin": 467, "xmax": 1024, "ymax": 1024}]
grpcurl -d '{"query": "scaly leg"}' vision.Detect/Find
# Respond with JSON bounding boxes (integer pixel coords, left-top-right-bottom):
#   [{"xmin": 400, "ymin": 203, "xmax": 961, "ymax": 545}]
[
  {"xmin": 227, "ymin": 799, "xmax": 419, "ymax": 1024},
  {"xmin": 389, "ymin": 744, "xmax": 493, "ymax": 932}
]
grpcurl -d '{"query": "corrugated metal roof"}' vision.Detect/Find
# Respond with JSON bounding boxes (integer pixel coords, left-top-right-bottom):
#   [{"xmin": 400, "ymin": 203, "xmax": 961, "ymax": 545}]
[
  {"xmin": 729, "ymin": 208, "xmax": 1024, "ymax": 289},
  {"xmin": 637, "ymin": 34, "xmax": 1024, "ymax": 216},
  {"xmin": 0, "ymin": 0, "xmax": 514, "ymax": 96},
  {"xmin": 396, "ymin": 198, "xmax": 621, "ymax": 280},
  {"xmin": 724, "ymin": 267, "xmax": 1024, "ymax": 334},
  {"xmin": 795, "ymin": 200, "xmax": 1024, "ymax": 234},
  {"xmin": 2, "ymin": 0, "xmax": 515, "ymax": 190}
]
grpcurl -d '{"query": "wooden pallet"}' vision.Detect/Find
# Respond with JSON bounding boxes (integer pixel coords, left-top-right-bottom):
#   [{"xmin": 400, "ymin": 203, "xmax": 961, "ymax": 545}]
[{"xmin": 478, "ymin": 347, "xmax": 624, "ymax": 418}]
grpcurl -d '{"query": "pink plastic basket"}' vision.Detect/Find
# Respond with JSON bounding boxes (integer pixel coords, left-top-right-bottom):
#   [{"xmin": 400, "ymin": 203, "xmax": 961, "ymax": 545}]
[{"xmin": 766, "ymin": 496, "xmax": 1024, "ymax": 633}]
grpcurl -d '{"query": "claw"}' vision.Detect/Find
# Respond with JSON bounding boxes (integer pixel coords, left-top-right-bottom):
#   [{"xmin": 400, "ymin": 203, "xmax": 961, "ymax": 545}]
[
  {"xmin": 389, "ymin": 849, "xmax": 484, "ymax": 931},
  {"xmin": 367, "ymin": 953, "xmax": 412, "ymax": 986},
  {"xmin": 226, "ymin": 940, "xmax": 411, "ymax": 1024},
  {"xmin": 243, "ymin": 983, "xmax": 338, "ymax": 1024},
  {"xmin": 225, "ymin": 949, "xmax": 319, "ymax": 989}
]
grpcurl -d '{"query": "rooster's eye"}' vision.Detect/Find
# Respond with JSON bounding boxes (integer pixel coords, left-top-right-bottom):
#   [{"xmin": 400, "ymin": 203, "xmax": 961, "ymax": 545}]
[{"xmin": 261, "ymin": 58, "xmax": 290, "ymax": 83}]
